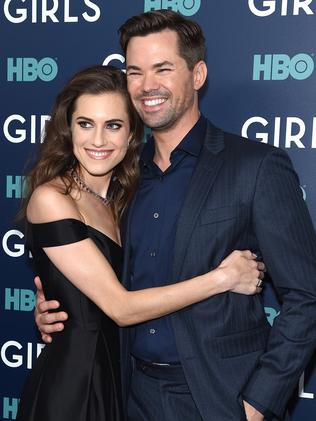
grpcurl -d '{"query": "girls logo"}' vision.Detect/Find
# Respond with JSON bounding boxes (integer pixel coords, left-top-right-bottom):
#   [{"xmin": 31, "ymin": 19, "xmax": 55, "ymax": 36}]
[
  {"xmin": 241, "ymin": 116, "xmax": 316, "ymax": 149},
  {"xmin": 3, "ymin": 0, "xmax": 101, "ymax": 23},
  {"xmin": 248, "ymin": 0, "xmax": 314, "ymax": 16},
  {"xmin": 3, "ymin": 114, "xmax": 50, "ymax": 143}
]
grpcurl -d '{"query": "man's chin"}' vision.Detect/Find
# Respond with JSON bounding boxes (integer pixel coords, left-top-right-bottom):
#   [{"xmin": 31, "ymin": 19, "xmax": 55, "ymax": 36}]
[{"xmin": 142, "ymin": 118, "xmax": 174, "ymax": 131}]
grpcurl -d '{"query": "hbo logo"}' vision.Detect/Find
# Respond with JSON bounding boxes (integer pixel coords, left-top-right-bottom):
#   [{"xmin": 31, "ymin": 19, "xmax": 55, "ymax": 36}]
[
  {"xmin": 5, "ymin": 288, "xmax": 35, "ymax": 312},
  {"xmin": 253, "ymin": 54, "xmax": 314, "ymax": 80},
  {"xmin": 7, "ymin": 57, "xmax": 58, "ymax": 82},
  {"xmin": 3, "ymin": 397, "xmax": 19, "ymax": 420},
  {"xmin": 144, "ymin": 0, "xmax": 201, "ymax": 16}
]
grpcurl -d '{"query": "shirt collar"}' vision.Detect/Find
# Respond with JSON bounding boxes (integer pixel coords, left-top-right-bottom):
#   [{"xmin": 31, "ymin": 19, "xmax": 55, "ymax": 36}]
[
  {"xmin": 141, "ymin": 114, "xmax": 207, "ymax": 167},
  {"xmin": 176, "ymin": 114, "xmax": 207, "ymax": 157}
]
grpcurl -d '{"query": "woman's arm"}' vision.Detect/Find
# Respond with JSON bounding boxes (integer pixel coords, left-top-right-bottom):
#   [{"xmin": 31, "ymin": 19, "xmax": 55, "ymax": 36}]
[
  {"xmin": 28, "ymin": 185, "xmax": 263, "ymax": 327},
  {"xmin": 44, "ymin": 239, "xmax": 260, "ymax": 327}
]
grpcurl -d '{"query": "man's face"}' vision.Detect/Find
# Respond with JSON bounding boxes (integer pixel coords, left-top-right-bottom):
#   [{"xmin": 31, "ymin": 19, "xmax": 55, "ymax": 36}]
[{"xmin": 126, "ymin": 30, "xmax": 198, "ymax": 132}]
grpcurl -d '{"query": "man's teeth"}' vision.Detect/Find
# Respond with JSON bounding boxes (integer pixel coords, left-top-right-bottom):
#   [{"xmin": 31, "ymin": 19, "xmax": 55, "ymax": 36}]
[{"xmin": 144, "ymin": 98, "xmax": 166, "ymax": 106}]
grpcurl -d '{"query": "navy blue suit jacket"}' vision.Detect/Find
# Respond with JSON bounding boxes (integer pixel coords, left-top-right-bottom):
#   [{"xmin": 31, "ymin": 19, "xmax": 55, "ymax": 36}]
[{"xmin": 120, "ymin": 120, "xmax": 316, "ymax": 421}]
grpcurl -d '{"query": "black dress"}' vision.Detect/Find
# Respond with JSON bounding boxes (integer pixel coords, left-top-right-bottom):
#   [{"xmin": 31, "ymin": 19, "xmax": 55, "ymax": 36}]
[{"xmin": 17, "ymin": 218, "xmax": 123, "ymax": 421}]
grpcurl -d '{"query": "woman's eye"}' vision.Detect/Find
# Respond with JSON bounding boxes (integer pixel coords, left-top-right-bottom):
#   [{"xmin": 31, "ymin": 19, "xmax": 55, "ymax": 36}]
[
  {"xmin": 107, "ymin": 123, "xmax": 122, "ymax": 130},
  {"xmin": 78, "ymin": 121, "xmax": 92, "ymax": 128}
]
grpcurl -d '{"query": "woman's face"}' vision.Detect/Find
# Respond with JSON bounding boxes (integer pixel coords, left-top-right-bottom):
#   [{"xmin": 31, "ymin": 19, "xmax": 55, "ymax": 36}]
[{"xmin": 71, "ymin": 91, "xmax": 131, "ymax": 179}]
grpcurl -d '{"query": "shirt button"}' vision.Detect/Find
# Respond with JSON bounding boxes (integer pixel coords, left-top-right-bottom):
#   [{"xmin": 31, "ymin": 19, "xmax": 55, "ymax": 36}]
[
  {"xmin": 149, "ymin": 328, "xmax": 156, "ymax": 334},
  {"xmin": 153, "ymin": 212, "xmax": 159, "ymax": 219},
  {"xmin": 150, "ymin": 251, "xmax": 156, "ymax": 257}
]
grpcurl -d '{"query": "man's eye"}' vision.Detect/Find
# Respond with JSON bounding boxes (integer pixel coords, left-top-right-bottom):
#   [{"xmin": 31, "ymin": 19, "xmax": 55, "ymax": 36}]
[
  {"xmin": 127, "ymin": 71, "xmax": 142, "ymax": 77},
  {"xmin": 158, "ymin": 68, "xmax": 171, "ymax": 73}
]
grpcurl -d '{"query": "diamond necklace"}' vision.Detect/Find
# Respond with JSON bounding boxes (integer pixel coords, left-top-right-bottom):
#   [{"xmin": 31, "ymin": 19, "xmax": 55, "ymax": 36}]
[{"xmin": 72, "ymin": 172, "xmax": 110, "ymax": 206}]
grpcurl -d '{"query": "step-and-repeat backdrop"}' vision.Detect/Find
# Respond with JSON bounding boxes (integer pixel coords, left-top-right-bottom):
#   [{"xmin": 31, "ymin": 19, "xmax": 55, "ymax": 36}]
[{"xmin": 1, "ymin": 1, "xmax": 315, "ymax": 420}]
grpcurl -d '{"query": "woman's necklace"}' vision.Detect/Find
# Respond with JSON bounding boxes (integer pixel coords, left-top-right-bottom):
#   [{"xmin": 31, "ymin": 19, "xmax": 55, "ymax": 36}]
[{"xmin": 72, "ymin": 172, "xmax": 110, "ymax": 206}]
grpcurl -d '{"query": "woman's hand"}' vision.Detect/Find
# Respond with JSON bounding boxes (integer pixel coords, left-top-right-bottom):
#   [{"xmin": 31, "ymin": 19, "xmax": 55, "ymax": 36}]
[{"xmin": 217, "ymin": 250, "xmax": 265, "ymax": 295}]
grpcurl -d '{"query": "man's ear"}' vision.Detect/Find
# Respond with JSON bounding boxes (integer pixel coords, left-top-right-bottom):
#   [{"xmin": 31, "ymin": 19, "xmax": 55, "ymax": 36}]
[{"xmin": 193, "ymin": 60, "xmax": 207, "ymax": 90}]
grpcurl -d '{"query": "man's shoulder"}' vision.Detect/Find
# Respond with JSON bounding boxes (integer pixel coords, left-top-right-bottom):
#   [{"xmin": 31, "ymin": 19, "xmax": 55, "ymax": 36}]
[{"xmin": 207, "ymin": 120, "xmax": 278, "ymax": 158}]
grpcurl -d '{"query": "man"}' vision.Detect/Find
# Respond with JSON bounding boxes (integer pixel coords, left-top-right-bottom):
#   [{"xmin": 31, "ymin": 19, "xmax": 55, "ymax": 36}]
[{"xmin": 35, "ymin": 10, "xmax": 316, "ymax": 421}]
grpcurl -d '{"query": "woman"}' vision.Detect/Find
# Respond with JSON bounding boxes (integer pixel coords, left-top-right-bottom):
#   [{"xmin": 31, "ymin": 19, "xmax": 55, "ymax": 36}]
[{"xmin": 17, "ymin": 65, "xmax": 263, "ymax": 421}]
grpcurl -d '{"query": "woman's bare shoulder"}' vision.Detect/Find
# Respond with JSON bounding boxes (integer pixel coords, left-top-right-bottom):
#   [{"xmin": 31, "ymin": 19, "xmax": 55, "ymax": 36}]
[{"xmin": 27, "ymin": 178, "xmax": 82, "ymax": 224}]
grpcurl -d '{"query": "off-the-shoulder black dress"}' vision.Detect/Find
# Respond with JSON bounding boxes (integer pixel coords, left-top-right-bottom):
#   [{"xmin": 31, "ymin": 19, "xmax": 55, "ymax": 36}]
[{"xmin": 17, "ymin": 218, "xmax": 123, "ymax": 421}]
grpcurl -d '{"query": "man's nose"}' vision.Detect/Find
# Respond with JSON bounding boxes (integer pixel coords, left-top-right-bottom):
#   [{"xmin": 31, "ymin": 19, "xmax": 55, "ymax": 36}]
[{"xmin": 142, "ymin": 72, "xmax": 159, "ymax": 93}]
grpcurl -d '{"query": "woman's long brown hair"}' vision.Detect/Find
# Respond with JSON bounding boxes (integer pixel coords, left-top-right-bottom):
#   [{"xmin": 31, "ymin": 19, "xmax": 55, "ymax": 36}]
[{"xmin": 22, "ymin": 65, "xmax": 143, "ymax": 222}]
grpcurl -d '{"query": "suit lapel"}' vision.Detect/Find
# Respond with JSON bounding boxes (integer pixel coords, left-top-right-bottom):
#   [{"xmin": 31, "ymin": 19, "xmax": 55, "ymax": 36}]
[{"xmin": 172, "ymin": 121, "xmax": 225, "ymax": 281}]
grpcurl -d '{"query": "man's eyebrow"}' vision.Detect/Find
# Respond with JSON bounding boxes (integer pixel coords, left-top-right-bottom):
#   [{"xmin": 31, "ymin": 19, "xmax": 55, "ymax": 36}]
[
  {"xmin": 153, "ymin": 61, "xmax": 175, "ymax": 69},
  {"xmin": 126, "ymin": 65, "xmax": 141, "ymax": 72},
  {"xmin": 126, "ymin": 61, "xmax": 175, "ymax": 72}
]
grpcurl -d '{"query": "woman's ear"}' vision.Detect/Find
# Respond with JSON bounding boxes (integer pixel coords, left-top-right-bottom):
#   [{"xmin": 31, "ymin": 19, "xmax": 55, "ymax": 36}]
[{"xmin": 127, "ymin": 133, "xmax": 133, "ymax": 146}]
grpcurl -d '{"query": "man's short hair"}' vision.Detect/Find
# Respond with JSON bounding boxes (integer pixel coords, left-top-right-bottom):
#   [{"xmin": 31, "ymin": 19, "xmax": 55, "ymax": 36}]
[{"xmin": 119, "ymin": 10, "xmax": 206, "ymax": 70}]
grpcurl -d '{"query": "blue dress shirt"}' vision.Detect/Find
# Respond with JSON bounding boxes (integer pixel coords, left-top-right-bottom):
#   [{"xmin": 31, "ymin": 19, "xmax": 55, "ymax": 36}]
[{"xmin": 129, "ymin": 115, "xmax": 207, "ymax": 363}]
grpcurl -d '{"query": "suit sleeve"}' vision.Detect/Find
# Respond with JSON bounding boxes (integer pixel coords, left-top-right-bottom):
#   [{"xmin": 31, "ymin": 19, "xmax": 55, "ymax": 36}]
[{"xmin": 242, "ymin": 147, "xmax": 316, "ymax": 418}]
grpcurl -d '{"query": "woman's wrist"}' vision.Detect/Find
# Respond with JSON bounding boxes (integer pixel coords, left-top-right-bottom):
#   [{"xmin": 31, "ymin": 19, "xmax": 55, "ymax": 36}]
[{"xmin": 208, "ymin": 267, "xmax": 231, "ymax": 295}]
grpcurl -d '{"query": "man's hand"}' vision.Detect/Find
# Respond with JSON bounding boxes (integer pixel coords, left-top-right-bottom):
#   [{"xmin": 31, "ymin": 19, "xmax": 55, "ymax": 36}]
[
  {"xmin": 243, "ymin": 401, "xmax": 264, "ymax": 421},
  {"xmin": 34, "ymin": 276, "xmax": 68, "ymax": 343}
]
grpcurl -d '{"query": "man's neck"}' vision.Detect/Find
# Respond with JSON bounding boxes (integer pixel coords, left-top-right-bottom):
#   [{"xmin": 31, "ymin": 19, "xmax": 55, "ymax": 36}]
[{"xmin": 152, "ymin": 110, "xmax": 200, "ymax": 171}]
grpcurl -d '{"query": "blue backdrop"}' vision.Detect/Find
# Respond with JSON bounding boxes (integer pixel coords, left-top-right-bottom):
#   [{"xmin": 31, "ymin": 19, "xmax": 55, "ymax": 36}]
[{"xmin": 1, "ymin": 1, "xmax": 315, "ymax": 419}]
